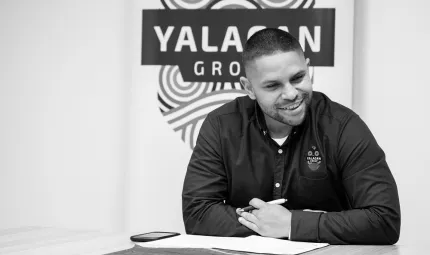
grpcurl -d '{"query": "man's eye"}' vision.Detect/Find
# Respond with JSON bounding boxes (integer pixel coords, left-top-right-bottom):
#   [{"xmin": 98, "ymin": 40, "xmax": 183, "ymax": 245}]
[
  {"xmin": 291, "ymin": 75, "xmax": 305, "ymax": 84},
  {"xmin": 266, "ymin": 83, "xmax": 278, "ymax": 88}
]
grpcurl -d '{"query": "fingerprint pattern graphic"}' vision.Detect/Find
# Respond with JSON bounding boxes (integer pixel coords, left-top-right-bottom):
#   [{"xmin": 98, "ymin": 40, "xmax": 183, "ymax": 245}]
[
  {"xmin": 159, "ymin": 66, "xmax": 247, "ymax": 149},
  {"xmin": 161, "ymin": 0, "xmax": 213, "ymax": 9},
  {"xmin": 156, "ymin": 0, "xmax": 316, "ymax": 150},
  {"xmin": 160, "ymin": 0, "xmax": 315, "ymax": 9},
  {"xmin": 256, "ymin": 0, "xmax": 315, "ymax": 9}
]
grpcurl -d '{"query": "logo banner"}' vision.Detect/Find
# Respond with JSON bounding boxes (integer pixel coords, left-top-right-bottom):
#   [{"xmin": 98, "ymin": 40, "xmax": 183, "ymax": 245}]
[
  {"xmin": 128, "ymin": 0, "xmax": 354, "ymax": 234},
  {"xmin": 141, "ymin": 9, "xmax": 335, "ymax": 82}
]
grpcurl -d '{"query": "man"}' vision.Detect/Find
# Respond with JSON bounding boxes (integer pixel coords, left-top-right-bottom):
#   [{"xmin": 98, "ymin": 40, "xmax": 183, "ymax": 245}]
[{"xmin": 182, "ymin": 28, "xmax": 400, "ymax": 244}]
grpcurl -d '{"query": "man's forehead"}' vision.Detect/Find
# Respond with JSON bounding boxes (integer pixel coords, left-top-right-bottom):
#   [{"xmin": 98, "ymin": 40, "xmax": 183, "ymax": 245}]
[{"xmin": 245, "ymin": 51, "xmax": 306, "ymax": 78}]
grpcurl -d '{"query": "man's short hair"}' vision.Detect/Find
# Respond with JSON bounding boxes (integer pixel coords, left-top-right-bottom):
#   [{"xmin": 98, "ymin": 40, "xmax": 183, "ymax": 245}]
[{"xmin": 242, "ymin": 28, "xmax": 304, "ymax": 68}]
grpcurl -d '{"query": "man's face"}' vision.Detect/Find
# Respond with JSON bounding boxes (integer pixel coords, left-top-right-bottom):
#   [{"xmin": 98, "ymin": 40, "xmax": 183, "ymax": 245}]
[{"xmin": 241, "ymin": 50, "xmax": 313, "ymax": 127}]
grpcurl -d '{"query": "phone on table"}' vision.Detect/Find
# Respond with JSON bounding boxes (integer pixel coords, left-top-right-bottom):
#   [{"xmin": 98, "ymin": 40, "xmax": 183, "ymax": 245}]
[{"xmin": 130, "ymin": 231, "xmax": 180, "ymax": 242}]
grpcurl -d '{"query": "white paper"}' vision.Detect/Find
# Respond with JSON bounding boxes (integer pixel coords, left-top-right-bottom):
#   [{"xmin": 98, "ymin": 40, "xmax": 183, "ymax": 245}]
[
  {"xmin": 228, "ymin": 236, "xmax": 329, "ymax": 254},
  {"xmin": 137, "ymin": 235, "xmax": 329, "ymax": 255},
  {"xmin": 136, "ymin": 234, "xmax": 246, "ymax": 248}
]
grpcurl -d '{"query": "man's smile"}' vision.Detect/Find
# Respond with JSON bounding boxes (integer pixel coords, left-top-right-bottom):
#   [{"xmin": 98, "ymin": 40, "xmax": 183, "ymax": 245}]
[{"xmin": 277, "ymin": 98, "xmax": 304, "ymax": 111}]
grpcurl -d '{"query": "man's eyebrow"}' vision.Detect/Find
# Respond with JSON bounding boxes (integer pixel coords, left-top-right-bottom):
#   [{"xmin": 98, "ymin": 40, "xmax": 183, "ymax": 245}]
[
  {"xmin": 261, "ymin": 70, "xmax": 307, "ymax": 85},
  {"xmin": 262, "ymin": 79, "xmax": 279, "ymax": 85}
]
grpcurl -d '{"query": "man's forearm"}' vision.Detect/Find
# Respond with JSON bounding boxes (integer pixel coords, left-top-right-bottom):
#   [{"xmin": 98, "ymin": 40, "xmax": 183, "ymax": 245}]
[
  {"xmin": 290, "ymin": 207, "xmax": 400, "ymax": 244},
  {"xmin": 183, "ymin": 198, "xmax": 253, "ymax": 237}
]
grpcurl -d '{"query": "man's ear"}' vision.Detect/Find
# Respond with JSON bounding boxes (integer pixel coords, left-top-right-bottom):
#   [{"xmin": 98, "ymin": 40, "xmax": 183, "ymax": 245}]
[
  {"xmin": 306, "ymin": 58, "xmax": 314, "ymax": 83},
  {"xmin": 240, "ymin": 76, "xmax": 256, "ymax": 100}
]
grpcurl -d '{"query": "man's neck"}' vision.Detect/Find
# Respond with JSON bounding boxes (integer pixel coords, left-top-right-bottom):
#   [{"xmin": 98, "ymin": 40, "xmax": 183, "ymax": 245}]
[{"xmin": 264, "ymin": 115, "xmax": 292, "ymax": 139}]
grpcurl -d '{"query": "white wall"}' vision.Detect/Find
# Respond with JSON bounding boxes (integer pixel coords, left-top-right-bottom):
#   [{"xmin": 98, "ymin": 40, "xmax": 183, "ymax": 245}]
[
  {"xmin": 1, "ymin": 0, "xmax": 429, "ymax": 245},
  {"xmin": 353, "ymin": 0, "xmax": 430, "ymax": 245},
  {"xmin": 0, "ymin": 0, "xmax": 128, "ymax": 232}
]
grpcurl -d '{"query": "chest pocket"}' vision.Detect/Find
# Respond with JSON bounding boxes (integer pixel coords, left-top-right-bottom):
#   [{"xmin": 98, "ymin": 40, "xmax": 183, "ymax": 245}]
[
  {"xmin": 297, "ymin": 175, "xmax": 337, "ymax": 211},
  {"xmin": 296, "ymin": 160, "xmax": 338, "ymax": 209}
]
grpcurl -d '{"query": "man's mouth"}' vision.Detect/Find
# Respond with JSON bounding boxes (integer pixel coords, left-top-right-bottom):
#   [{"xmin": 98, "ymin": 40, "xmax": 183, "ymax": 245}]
[{"xmin": 278, "ymin": 99, "xmax": 304, "ymax": 111}]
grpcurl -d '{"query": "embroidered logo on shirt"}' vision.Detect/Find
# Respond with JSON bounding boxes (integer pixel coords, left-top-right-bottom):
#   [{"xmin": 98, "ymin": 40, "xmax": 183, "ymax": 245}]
[{"xmin": 306, "ymin": 145, "xmax": 322, "ymax": 171}]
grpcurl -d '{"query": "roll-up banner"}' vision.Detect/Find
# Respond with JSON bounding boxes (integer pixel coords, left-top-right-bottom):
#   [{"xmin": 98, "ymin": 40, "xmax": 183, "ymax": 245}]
[{"xmin": 128, "ymin": 0, "xmax": 354, "ymax": 233}]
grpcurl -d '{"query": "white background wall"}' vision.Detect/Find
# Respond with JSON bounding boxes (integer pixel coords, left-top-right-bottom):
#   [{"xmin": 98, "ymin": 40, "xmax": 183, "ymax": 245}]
[
  {"xmin": 0, "ymin": 0, "xmax": 128, "ymax": 232},
  {"xmin": 0, "ymin": 0, "xmax": 429, "ymax": 245},
  {"xmin": 353, "ymin": 0, "xmax": 430, "ymax": 245}
]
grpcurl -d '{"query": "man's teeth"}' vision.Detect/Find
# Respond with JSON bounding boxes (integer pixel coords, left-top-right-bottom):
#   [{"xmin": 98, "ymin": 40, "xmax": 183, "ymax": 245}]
[{"xmin": 281, "ymin": 100, "xmax": 302, "ymax": 110}]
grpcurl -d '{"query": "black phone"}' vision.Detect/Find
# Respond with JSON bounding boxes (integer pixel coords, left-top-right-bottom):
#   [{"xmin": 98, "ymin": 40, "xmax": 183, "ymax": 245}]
[{"xmin": 130, "ymin": 231, "xmax": 180, "ymax": 242}]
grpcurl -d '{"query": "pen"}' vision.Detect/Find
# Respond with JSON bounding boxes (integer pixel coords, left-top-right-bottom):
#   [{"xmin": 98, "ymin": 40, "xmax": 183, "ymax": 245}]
[{"xmin": 239, "ymin": 198, "xmax": 287, "ymax": 212}]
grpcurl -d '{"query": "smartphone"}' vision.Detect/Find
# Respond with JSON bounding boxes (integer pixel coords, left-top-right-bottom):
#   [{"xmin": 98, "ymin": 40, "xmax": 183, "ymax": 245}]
[{"xmin": 130, "ymin": 231, "xmax": 180, "ymax": 242}]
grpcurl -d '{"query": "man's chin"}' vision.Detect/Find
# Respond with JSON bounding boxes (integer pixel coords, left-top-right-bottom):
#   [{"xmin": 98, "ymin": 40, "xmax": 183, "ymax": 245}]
[
  {"xmin": 284, "ymin": 117, "xmax": 305, "ymax": 127},
  {"xmin": 281, "ymin": 111, "xmax": 307, "ymax": 126}
]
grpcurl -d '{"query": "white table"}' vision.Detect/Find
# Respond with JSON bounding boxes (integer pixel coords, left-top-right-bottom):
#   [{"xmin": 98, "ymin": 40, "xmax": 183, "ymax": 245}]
[{"xmin": 0, "ymin": 226, "xmax": 134, "ymax": 255}]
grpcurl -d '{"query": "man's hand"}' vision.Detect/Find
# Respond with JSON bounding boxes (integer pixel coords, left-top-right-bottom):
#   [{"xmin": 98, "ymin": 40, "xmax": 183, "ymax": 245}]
[{"xmin": 236, "ymin": 198, "xmax": 292, "ymax": 238}]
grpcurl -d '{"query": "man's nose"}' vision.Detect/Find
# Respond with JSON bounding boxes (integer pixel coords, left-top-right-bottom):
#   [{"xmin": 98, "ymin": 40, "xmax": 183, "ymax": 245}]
[{"xmin": 281, "ymin": 83, "xmax": 299, "ymax": 101}]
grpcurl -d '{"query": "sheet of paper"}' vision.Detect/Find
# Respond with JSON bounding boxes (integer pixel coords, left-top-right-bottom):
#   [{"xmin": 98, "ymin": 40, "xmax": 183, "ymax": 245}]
[
  {"xmin": 136, "ymin": 234, "xmax": 246, "ymax": 248},
  {"xmin": 221, "ymin": 235, "xmax": 329, "ymax": 254},
  {"xmin": 137, "ymin": 234, "xmax": 329, "ymax": 255}
]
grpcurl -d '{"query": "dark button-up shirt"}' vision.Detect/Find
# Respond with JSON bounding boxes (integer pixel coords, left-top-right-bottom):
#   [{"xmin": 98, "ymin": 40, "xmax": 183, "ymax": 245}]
[{"xmin": 182, "ymin": 92, "xmax": 401, "ymax": 244}]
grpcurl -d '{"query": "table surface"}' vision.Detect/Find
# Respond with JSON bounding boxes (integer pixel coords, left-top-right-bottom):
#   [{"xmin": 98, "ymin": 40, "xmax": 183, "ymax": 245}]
[
  {"xmin": 0, "ymin": 227, "xmax": 426, "ymax": 255},
  {"xmin": 0, "ymin": 226, "xmax": 134, "ymax": 255},
  {"xmin": 108, "ymin": 242, "xmax": 430, "ymax": 255},
  {"xmin": 108, "ymin": 243, "xmax": 427, "ymax": 255}
]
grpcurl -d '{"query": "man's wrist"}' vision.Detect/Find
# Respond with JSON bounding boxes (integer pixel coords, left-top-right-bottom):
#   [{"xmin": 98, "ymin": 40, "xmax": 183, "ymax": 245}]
[{"xmin": 285, "ymin": 211, "xmax": 292, "ymax": 239}]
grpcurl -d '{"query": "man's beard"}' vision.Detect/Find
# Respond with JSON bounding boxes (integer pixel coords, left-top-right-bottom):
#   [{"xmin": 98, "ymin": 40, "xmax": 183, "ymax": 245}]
[{"xmin": 259, "ymin": 91, "xmax": 312, "ymax": 127}]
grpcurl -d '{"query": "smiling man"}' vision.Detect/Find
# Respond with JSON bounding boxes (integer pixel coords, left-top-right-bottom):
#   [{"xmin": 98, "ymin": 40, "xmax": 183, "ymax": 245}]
[{"xmin": 182, "ymin": 28, "xmax": 401, "ymax": 244}]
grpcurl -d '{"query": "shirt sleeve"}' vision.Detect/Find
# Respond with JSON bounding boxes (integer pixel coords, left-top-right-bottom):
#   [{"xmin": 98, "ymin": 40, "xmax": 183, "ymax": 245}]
[
  {"xmin": 290, "ymin": 114, "xmax": 401, "ymax": 244},
  {"xmin": 182, "ymin": 115, "xmax": 253, "ymax": 237}
]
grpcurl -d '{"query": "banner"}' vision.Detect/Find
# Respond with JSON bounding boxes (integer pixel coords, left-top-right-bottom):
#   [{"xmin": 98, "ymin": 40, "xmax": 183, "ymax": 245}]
[{"xmin": 128, "ymin": 0, "xmax": 354, "ymax": 233}]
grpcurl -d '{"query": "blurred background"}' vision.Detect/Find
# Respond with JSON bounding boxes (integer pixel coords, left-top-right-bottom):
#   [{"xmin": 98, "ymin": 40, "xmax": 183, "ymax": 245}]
[{"xmin": 0, "ymin": 0, "xmax": 429, "ymax": 246}]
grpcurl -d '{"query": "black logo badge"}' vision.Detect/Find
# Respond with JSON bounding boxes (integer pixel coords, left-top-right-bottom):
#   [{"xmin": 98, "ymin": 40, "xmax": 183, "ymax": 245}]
[{"xmin": 306, "ymin": 145, "xmax": 322, "ymax": 171}]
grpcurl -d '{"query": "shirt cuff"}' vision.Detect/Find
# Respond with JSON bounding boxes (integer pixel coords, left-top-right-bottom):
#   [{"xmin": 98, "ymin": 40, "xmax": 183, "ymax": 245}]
[{"xmin": 290, "ymin": 210, "xmax": 322, "ymax": 242}]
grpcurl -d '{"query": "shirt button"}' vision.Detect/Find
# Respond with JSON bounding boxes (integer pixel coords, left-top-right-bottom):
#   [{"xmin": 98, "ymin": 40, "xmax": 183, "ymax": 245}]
[
  {"xmin": 275, "ymin": 183, "xmax": 281, "ymax": 188},
  {"xmin": 278, "ymin": 149, "xmax": 283, "ymax": 154}
]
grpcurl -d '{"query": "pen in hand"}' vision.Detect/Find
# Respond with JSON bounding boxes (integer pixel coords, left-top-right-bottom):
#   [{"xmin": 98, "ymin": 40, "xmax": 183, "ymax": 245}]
[{"xmin": 238, "ymin": 198, "xmax": 287, "ymax": 212}]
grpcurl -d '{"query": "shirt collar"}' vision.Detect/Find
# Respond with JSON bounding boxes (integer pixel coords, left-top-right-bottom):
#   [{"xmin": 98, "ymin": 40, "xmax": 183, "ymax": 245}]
[{"xmin": 254, "ymin": 101, "xmax": 268, "ymax": 135}]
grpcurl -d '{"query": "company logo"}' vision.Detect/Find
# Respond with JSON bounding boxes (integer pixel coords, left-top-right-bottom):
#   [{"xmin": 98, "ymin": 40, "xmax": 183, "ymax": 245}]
[
  {"xmin": 141, "ymin": 0, "xmax": 335, "ymax": 149},
  {"xmin": 306, "ymin": 145, "xmax": 322, "ymax": 171}
]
